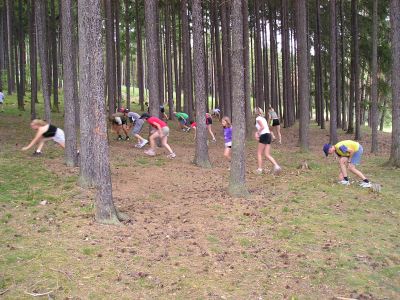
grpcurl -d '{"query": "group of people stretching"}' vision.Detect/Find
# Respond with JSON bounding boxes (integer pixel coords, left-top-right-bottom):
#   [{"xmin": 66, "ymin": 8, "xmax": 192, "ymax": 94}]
[{"xmin": 21, "ymin": 104, "xmax": 373, "ymax": 188}]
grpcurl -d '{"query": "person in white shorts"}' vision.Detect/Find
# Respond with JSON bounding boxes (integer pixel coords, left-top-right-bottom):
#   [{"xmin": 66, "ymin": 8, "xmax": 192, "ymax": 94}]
[{"xmin": 21, "ymin": 119, "xmax": 65, "ymax": 156}]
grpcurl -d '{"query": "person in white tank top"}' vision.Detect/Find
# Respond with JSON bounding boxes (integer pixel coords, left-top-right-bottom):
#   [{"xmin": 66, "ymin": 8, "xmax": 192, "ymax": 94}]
[{"xmin": 254, "ymin": 107, "xmax": 281, "ymax": 175}]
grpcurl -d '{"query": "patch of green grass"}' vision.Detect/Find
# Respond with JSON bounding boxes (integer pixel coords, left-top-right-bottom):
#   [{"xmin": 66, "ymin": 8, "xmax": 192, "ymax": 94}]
[
  {"xmin": 82, "ymin": 247, "xmax": 96, "ymax": 256},
  {"xmin": 238, "ymin": 238, "xmax": 254, "ymax": 248},
  {"xmin": 206, "ymin": 235, "xmax": 219, "ymax": 244}
]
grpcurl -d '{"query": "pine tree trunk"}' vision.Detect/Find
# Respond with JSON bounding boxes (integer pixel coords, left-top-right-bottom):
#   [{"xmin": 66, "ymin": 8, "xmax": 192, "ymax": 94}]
[
  {"xmin": 339, "ymin": 0, "xmax": 347, "ymax": 130},
  {"xmin": 181, "ymin": 0, "xmax": 191, "ymax": 115},
  {"xmin": 145, "ymin": 0, "xmax": 160, "ymax": 117},
  {"xmin": 115, "ymin": 1, "xmax": 122, "ymax": 108},
  {"xmin": 78, "ymin": 0, "xmax": 119, "ymax": 224},
  {"xmin": 192, "ymin": 0, "xmax": 211, "ymax": 168},
  {"xmin": 371, "ymin": 0, "xmax": 379, "ymax": 153},
  {"xmin": 35, "ymin": 0, "xmax": 52, "ymax": 121},
  {"xmin": 269, "ymin": 9, "xmax": 278, "ymax": 111},
  {"xmin": 157, "ymin": 6, "xmax": 165, "ymax": 107},
  {"xmin": 229, "ymin": 0, "xmax": 248, "ymax": 198},
  {"xmin": 315, "ymin": 0, "xmax": 324, "ymax": 128},
  {"xmin": 124, "ymin": 0, "xmax": 131, "ymax": 110},
  {"xmin": 254, "ymin": 0, "xmax": 263, "ymax": 109},
  {"xmin": 136, "ymin": 1, "xmax": 144, "ymax": 111},
  {"xmin": 61, "ymin": 0, "xmax": 79, "ymax": 167},
  {"xmin": 296, "ymin": 0, "xmax": 309, "ymax": 151},
  {"xmin": 6, "ymin": 0, "xmax": 13, "ymax": 95},
  {"xmin": 329, "ymin": 0, "xmax": 338, "ymax": 144},
  {"xmin": 172, "ymin": 8, "xmax": 180, "ymax": 115},
  {"xmin": 105, "ymin": 0, "xmax": 116, "ymax": 115},
  {"xmin": 212, "ymin": 0, "xmax": 223, "ymax": 112},
  {"xmin": 336, "ymin": 0, "xmax": 342, "ymax": 129},
  {"xmin": 243, "ymin": 0, "xmax": 252, "ymax": 138},
  {"xmin": 29, "ymin": 0, "xmax": 37, "ymax": 120},
  {"xmin": 353, "ymin": 0, "xmax": 362, "ymax": 140},
  {"xmin": 165, "ymin": 3, "xmax": 174, "ymax": 118},
  {"xmin": 17, "ymin": 0, "xmax": 25, "ymax": 111},
  {"xmin": 50, "ymin": 0, "xmax": 59, "ymax": 112},
  {"xmin": 388, "ymin": 0, "xmax": 400, "ymax": 166},
  {"xmin": 221, "ymin": 1, "xmax": 232, "ymax": 118}
]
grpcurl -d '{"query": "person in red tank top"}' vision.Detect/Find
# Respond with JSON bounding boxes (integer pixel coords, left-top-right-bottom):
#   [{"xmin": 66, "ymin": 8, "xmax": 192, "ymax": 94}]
[{"xmin": 140, "ymin": 113, "xmax": 176, "ymax": 159}]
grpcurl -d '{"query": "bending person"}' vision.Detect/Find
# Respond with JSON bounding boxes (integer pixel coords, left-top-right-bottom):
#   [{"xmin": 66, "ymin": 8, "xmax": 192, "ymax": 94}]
[{"xmin": 22, "ymin": 119, "xmax": 65, "ymax": 155}]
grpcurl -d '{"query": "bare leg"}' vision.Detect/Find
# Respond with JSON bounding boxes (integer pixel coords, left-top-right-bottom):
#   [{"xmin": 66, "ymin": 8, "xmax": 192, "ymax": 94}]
[
  {"xmin": 207, "ymin": 125, "xmax": 216, "ymax": 140},
  {"xmin": 36, "ymin": 137, "xmax": 46, "ymax": 152},
  {"xmin": 224, "ymin": 148, "xmax": 231, "ymax": 161},
  {"xmin": 339, "ymin": 157, "xmax": 348, "ymax": 178},
  {"xmin": 161, "ymin": 136, "xmax": 174, "ymax": 154},
  {"xmin": 257, "ymin": 143, "xmax": 264, "ymax": 169},
  {"xmin": 348, "ymin": 164, "xmax": 367, "ymax": 180},
  {"xmin": 264, "ymin": 144, "xmax": 279, "ymax": 167},
  {"xmin": 149, "ymin": 132, "xmax": 158, "ymax": 150},
  {"xmin": 276, "ymin": 125, "xmax": 282, "ymax": 144}
]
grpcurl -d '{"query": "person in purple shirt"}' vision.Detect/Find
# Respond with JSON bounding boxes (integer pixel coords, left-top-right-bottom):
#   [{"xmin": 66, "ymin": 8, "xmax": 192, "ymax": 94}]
[{"xmin": 221, "ymin": 116, "xmax": 232, "ymax": 161}]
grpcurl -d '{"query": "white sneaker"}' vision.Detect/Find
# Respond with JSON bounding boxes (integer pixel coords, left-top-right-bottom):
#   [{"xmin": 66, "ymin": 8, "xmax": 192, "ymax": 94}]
[
  {"xmin": 144, "ymin": 149, "xmax": 156, "ymax": 156},
  {"xmin": 338, "ymin": 179, "xmax": 350, "ymax": 186},
  {"xmin": 167, "ymin": 153, "xmax": 176, "ymax": 159},
  {"xmin": 273, "ymin": 165, "xmax": 282, "ymax": 175},
  {"xmin": 255, "ymin": 168, "xmax": 263, "ymax": 175},
  {"xmin": 359, "ymin": 181, "xmax": 372, "ymax": 188},
  {"xmin": 139, "ymin": 139, "xmax": 148, "ymax": 148}
]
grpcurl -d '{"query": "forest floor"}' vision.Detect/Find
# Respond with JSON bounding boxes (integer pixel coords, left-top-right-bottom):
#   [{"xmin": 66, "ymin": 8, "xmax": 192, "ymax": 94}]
[{"xmin": 0, "ymin": 98, "xmax": 399, "ymax": 299}]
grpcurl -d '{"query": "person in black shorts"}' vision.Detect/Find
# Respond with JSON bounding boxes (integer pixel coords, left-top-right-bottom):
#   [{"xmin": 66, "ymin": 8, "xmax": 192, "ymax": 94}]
[
  {"xmin": 255, "ymin": 107, "xmax": 281, "ymax": 174},
  {"xmin": 268, "ymin": 106, "xmax": 282, "ymax": 144},
  {"xmin": 206, "ymin": 113, "xmax": 217, "ymax": 142},
  {"xmin": 22, "ymin": 119, "xmax": 65, "ymax": 155}
]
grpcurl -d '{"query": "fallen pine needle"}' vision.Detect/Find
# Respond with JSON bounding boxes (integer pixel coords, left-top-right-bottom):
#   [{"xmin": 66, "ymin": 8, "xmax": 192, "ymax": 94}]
[{"xmin": 0, "ymin": 287, "xmax": 11, "ymax": 295}]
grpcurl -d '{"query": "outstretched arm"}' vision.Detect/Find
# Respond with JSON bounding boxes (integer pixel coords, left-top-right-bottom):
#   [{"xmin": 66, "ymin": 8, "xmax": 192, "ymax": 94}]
[{"xmin": 22, "ymin": 127, "xmax": 45, "ymax": 151}]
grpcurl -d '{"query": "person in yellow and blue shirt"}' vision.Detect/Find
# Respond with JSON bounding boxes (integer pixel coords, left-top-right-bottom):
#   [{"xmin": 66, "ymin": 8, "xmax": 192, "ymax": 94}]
[{"xmin": 323, "ymin": 140, "xmax": 372, "ymax": 188}]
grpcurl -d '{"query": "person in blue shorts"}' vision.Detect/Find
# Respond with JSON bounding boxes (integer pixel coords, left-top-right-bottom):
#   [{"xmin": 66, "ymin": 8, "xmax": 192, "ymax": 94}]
[{"xmin": 323, "ymin": 140, "xmax": 372, "ymax": 188}]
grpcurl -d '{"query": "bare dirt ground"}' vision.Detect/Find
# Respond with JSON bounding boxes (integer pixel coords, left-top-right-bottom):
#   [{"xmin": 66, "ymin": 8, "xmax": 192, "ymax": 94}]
[{"xmin": 1, "ymin": 111, "xmax": 399, "ymax": 299}]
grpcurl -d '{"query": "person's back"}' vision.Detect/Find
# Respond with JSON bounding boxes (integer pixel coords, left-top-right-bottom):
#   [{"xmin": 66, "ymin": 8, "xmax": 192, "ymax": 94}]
[{"xmin": 0, "ymin": 91, "xmax": 4, "ymax": 112}]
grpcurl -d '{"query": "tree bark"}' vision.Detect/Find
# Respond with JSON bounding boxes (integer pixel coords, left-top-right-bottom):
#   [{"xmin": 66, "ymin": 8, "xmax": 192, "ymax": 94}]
[
  {"xmin": 78, "ymin": 0, "xmax": 119, "ymax": 224},
  {"xmin": 192, "ymin": 0, "xmax": 211, "ymax": 168},
  {"xmin": 136, "ymin": 1, "xmax": 144, "ymax": 111},
  {"xmin": 105, "ymin": 0, "xmax": 116, "ymax": 115},
  {"xmin": 371, "ymin": 0, "xmax": 379, "ymax": 153},
  {"xmin": 296, "ymin": 0, "xmax": 309, "ymax": 151},
  {"xmin": 389, "ymin": 0, "xmax": 400, "ymax": 166},
  {"xmin": 35, "ymin": 0, "xmax": 52, "ymax": 121},
  {"xmin": 29, "ymin": 0, "xmax": 37, "ymax": 120},
  {"xmin": 353, "ymin": 0, "xmax": 362, "ymax": 140},
  {"xmin": 50, "ymin": 0, "xmax": 59, "ymax": 112},
  {"xmin": 145, "ymin": 0, "xmax": 160, "ymax": 116},
  {"xmin": 229, "ymin": 0, "xmax": 248, "ymax": 198},
  {"xmin": 17, "ymin": 0, "xmax": 25, "ymax": 111},
  {"xmin": 165, "ymin": 3, "xmax": 174, "ymax": 118},
  {"xmin": 124, "ymin": 0, "xmax": 131, "ymax": 110},
  {"xmin": 243, "ymin": 0, "xmax": 252, "ymax": 138},
  {"xmin": 221, "ymin": 1, "xmax": 232, "ymax": 118},
  {"xmin": 172, "ymin": 8, "xmax": 180, "ymax": 115},
  {"xmin": 61, "ymin": 0, "xmax": 79, "ymax": 167},
  {"xmin": 115, "ymin": 1, "xmax": 122, "ymax": 108},
  {"xmin": 315, "ymin": 0, "xmax": 324, "ymax": 128},
  {"xmin": 329, "ymin": 0, "xmax": 338, "ymax": 144}
]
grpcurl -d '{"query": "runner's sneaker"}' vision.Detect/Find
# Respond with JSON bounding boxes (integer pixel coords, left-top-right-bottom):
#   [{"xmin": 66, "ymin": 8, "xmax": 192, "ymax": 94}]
[
  {"xmin": 255, "ymin": 168, "xmax": 263, "ymax": 175},
  {"xmin": 117, "ymin": 136, "xmax": 123, "ymax": 141},
  {"xmin": 167, "ymin": 153, "xmax": 176, "ymax": 159},
  {"xmin": 144, "ymin": 149, "xmax": 156, "ymax": 156},
  {"xmin": 338, "ymin": 179, "xmax": 350, "ymax": 186},
  {"xmin": 134, "ymin": 143, "xmax": 141, "ymax": 148},
  {"xmin": 139, "ymin": 139, "xmax": 148, "ymax": 148},
  {"xmin": 273, "ymin": 165, "xmax": 282, "ymax": 175},
  {"xmin": 125, "ymin": 136, "xmax": 130, "ymax": 141},
  {"xmin": 212, "ymin": 139, "xmax": 217, "ymax": 142},
  {"xmin": 32, "ymin": 151, "xmax": 42, "ymax": 156},
  {"xmin": 359, "ymin": 181, "xmax": 372, "ymax": 188}
]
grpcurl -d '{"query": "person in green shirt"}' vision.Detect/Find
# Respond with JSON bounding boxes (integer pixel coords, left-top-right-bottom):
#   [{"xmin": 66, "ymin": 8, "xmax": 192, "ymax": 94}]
[
  {"xmin": 173, "ymin": 112, "xmax": 190, "ymax": 132},
  {"xmin": 323, "ymin": 140, "xmax": 372, "ymax": 188}
]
